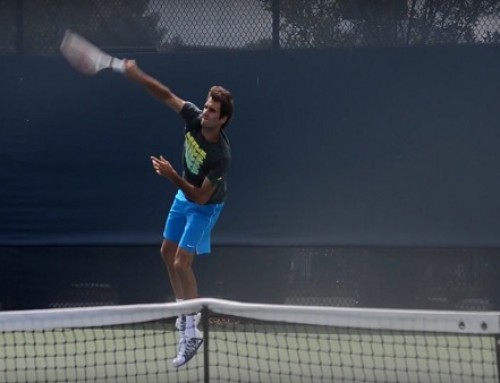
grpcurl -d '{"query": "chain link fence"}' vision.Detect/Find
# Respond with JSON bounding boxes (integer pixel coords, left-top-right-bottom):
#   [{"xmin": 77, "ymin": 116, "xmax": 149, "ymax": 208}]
[{"xmin": 1, "ymin": 0, "xmax": 499, "ymax": 53}]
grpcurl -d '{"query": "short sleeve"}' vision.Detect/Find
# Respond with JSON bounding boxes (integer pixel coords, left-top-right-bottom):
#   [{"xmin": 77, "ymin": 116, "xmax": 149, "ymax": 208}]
[{"xmin": 179, "ymin": 102, "xmax": 202, "ymax": 131}]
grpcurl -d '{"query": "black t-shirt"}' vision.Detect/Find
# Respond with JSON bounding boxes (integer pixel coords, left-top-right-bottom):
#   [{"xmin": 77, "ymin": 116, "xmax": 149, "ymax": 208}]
[{"xmin": 179, "ymin": 102, "xmax": 231, "ymax": 204}]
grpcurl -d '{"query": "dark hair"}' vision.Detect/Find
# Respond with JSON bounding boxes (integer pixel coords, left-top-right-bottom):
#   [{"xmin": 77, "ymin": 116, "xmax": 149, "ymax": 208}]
[{"xmin": 208, "ymin": 86, "xmax": 233, "ymax": 129}]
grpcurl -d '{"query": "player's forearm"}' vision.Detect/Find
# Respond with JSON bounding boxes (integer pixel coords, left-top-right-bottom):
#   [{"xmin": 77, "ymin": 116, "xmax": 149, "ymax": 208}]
[
  {"xmin": 125, "ymin": 60, "xmax": 184, "ymax": 112},
  {"xmin": 134, "ymin": 71, "xmax": 175, "ymax": 103}
]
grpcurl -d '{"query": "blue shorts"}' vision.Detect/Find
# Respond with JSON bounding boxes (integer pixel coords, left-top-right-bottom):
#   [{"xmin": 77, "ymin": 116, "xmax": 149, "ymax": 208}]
[{"xmin": 163, "ymin": 190, "xmax": 224, "ymax": 255}]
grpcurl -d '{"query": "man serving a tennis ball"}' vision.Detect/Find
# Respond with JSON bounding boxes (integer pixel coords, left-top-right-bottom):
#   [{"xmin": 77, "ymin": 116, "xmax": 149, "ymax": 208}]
[{"xmin": 123, "ymin": 59, "xmax": 233, "ymax": 368}]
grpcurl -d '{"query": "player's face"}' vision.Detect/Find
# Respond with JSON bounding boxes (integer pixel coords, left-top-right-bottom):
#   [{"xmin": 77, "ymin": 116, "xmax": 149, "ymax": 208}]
[{"xmin": 201, "ymin": 97, "xmax": 226, "ymax": 129}]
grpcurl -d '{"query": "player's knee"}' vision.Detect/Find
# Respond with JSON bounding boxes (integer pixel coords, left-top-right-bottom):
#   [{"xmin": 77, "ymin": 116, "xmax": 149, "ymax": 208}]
[
  {"xmin": 160, "ymin": 242, "xmax": 176, "ymax": 265},
  {"xmin": 173, "ymin": 249, "xmax": 193, "ymax": 272},
  {"xmin": 160, "ymin": 246, "xmax": 168, "ymax": 261},
  {"xmin": 173, "ymin": 257, "xmax": 187, "ymax": 273}
]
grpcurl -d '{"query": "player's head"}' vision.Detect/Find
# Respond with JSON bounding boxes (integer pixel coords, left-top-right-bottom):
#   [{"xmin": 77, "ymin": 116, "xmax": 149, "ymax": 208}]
[{"xmin": 207, "ymin": 86, "xmax": 233, "ymax": 130}]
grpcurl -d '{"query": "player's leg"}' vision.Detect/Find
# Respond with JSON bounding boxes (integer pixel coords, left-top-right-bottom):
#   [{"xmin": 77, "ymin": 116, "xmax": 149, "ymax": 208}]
[
  {"xmin": 172, "ymin": 205, "xmax": 216, "ymax": 368},
  {"xmin": 173, "ymin": 247, "xmax": 203, "ymax": 359},
  {"xmin": 160, "ymin": 195, "xmax": 192, "ymax": 362},
  {"xmin": 161, "ymin": 239, "xmax": 192, "ymax": 363},
  {"xmin": 161, "ymin": 195, "xmax": 188, "ymax": 301},
  {"xmin": 160, "ymin": 239, "xmax": 184, "ymax": 299},
  {"xmin": 173, "ymin": 247, "xmax": 197, "ymax": 299}
]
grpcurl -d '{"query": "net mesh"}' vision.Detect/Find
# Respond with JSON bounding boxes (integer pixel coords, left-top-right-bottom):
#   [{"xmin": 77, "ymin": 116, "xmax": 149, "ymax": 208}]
[
  {"xmin": 0, "ymin": 299, "xmax": 499, "ymax": 383},
  {"xmin": 1, "ymin": 323, "xmax": 202, "ymax": 383},
  {"xmin": 210, "ymin": 319, "xmax": 497, "ymax": 383},
  {"xmin": 1, "ymin": 0, "xmax": 500, "ymax": 54}
]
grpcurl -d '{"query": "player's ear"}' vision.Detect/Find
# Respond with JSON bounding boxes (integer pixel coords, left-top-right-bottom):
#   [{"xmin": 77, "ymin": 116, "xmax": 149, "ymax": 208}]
[{"xmin": 220, "ymin": 115, "xmax": 228, "ymax": 126}]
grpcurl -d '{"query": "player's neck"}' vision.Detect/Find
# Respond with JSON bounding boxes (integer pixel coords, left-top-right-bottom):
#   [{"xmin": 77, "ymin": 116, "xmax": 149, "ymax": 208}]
[{"xmin": 201, "ymin": 126, "xmax": 221, "ymax": 143}]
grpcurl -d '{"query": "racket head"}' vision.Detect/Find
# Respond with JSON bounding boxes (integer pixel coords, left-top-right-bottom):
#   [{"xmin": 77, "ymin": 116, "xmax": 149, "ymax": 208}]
[{"xmin": 60, "ymin": 30, "xmax": 111, "ymax": 75}]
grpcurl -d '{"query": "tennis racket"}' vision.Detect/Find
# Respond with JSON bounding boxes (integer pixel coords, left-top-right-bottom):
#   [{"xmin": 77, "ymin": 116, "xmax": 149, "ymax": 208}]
[{"xmin": 60, "ymin": 30, "xmax": 125, "ymax": 75}]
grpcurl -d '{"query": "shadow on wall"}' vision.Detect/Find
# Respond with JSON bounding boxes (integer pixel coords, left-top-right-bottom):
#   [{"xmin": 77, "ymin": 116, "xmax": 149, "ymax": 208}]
[{"xmin": 0, "ymin": 246, "xmax": 498, "ymax": 311}]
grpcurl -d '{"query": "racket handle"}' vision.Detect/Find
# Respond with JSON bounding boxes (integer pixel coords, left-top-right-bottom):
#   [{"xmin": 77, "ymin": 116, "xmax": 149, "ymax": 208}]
[{"xmin": 111, "ymin": 58, "xmax": 125, "ymax": 74}]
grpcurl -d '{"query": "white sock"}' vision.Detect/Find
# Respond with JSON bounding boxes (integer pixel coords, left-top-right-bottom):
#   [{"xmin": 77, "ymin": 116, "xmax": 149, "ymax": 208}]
[{"xmin": 175, "ymin": 299, "xmax": 185, "ymax": 329}]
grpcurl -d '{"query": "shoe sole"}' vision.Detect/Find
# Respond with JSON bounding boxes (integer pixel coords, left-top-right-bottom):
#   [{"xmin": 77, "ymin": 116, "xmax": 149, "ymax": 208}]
[{"xmin": 172, "ymin": 338, "xmax": 203, "ymax": 368}]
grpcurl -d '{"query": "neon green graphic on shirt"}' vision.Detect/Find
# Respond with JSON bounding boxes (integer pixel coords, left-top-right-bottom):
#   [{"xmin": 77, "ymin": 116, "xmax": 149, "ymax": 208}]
[{"xmin": 185, "ymin": 132, "xmax": 206, "ymax": 175}]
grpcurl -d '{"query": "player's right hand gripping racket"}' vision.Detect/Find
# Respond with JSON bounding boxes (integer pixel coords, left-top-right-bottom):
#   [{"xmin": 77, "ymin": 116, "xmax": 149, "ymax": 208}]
[{"xmin": 60, "ymin": 30, "xmax": 125, "ymax": 75}]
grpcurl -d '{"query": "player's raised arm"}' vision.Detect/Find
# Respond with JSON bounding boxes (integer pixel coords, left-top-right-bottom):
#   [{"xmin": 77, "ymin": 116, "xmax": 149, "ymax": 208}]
[{"xmin": 124, "ymin": 59, "xmax": 184, "ymax": 113}]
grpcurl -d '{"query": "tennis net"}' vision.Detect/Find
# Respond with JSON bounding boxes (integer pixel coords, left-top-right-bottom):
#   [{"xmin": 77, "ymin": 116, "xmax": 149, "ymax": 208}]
[{"xmin": 0, "ymin": 298, "xmax": 499, "ymax": 382}]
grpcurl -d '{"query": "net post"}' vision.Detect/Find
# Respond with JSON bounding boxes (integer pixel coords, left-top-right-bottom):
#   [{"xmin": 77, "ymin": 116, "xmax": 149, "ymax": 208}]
[{"xmin": 202, "ymin": 305, "xmax": 210, "ymax": 383}]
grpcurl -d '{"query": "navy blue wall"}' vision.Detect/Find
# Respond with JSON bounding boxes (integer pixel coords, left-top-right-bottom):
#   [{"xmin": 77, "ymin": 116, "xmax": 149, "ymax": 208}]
[{"xmin": 2, "ymin": 46, "xmax": 499, "ymax": 246}]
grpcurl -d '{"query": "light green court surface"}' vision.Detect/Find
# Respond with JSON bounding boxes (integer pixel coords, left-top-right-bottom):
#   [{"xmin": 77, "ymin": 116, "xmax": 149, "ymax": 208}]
[{"xmin": 0, "ymin": 324, "xmax": 497, "ymax": 383}]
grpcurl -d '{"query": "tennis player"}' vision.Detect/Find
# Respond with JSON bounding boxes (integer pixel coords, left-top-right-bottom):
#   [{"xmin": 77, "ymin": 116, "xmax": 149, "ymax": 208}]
[{"xmin": 123, "ymin": 60, "xmax": 233, "ymax": 368}]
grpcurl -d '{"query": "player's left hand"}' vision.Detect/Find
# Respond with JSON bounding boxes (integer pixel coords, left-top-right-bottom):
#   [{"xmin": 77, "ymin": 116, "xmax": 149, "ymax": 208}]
[{"xmin": 151, "ymin": 155, "xmax": 177, "ymax": 179}]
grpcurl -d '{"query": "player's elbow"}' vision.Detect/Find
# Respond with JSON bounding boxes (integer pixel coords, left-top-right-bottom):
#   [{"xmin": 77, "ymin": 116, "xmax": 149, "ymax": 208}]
[
  {"xmin": 191, "ymin": 188, "xmax": 212, "ymax": 205},
  {"xmin": 194, "ymin": 194, "xmax": 211, "ymax": 205},
  {"xmin": 192, "ymin": 179, "xmax": 215, "ymax": 205}
]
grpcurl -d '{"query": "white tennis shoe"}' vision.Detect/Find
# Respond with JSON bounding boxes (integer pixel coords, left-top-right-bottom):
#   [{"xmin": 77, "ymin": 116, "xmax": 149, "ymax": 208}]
[
  {"xmin": 173, "ymin": 312, "xmax": 202, "ymax": 368},
  {"xmin": 172, "ymin": 331, "xmax": 203, "ymax": 368}
]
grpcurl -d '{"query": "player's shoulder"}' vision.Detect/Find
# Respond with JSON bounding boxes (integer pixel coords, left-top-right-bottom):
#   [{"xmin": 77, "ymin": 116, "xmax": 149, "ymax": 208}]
[
  {"xmin": 181, "ymin": 101, "xmax": 202, "ymax": 115},
  {"xmin": 181, "ymin": 102, "xmax": 202, "ymax": 131}
]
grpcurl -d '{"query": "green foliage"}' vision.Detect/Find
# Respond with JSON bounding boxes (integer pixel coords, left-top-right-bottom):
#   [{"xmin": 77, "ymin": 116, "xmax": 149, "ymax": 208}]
[
  {"xmin": 260, "ymin": 0, "xmax": 500, "ymax": 47},
  {"xmin": 2, "ymin": 0, "xmax": 499, "ymax": 53},
  {"xmin": 9, "ymin": 0, "xmax": 166, "ymax": 53}
]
